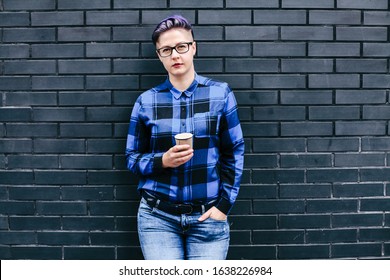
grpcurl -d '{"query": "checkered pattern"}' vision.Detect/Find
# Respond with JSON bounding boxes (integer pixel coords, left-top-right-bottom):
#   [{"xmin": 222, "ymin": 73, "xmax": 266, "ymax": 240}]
[{"xmin": 126, "ymin": 74, "xmax": 244, "ymax": 214}]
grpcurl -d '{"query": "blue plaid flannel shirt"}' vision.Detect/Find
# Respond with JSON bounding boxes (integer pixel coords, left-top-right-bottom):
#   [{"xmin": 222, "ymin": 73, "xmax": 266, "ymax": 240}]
[{"xmin": 125, "ymin": 73, "xmax": 244, "ymax": 214}]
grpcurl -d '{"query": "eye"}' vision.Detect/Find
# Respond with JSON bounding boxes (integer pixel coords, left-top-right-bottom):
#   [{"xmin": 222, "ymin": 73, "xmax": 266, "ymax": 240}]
[
  {"xmin": 160, "ymin": 47, "xmax": 171, "ymax": 55},
  {"xmin": 176, "ymin": 44, "xmax": 187, "ymax": 51}
]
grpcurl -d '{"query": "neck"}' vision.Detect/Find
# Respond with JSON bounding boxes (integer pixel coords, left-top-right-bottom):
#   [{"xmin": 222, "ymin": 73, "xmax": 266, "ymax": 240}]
[{"xmin": 169, "ymin": 68, "xmax": 195, "ymax": 92}]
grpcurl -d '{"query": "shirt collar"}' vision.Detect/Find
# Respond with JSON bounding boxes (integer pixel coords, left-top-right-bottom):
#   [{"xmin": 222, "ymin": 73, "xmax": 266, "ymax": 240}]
[{"xmin": 161, "ymin": 73, "xmax": 201, "ymax": 99}]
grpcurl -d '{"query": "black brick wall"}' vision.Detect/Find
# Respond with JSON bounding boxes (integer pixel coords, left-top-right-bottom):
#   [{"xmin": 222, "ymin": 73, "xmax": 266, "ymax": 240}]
[{"xmin": 1, "ymin": 0, "xmax": 390, "ymax": 260}]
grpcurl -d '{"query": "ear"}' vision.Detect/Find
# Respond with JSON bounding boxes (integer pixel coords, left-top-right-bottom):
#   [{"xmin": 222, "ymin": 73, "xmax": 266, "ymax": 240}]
[{"xmin": 192, "ymin": 41, "xmax": 197, "ymax": 56}]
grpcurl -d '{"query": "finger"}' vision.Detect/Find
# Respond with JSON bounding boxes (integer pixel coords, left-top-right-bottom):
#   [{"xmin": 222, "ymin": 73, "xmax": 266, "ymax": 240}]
[
  {"xmin": 198, "ymin": 211, "xmax": 210, "ymax": 222},
  {"xmin": 174, "ymin": 144, "xmax": 190, "ymax": 152}
]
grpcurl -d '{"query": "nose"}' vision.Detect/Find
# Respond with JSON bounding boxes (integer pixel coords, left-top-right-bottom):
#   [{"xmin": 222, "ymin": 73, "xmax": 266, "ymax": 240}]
[{"xmin": 171, "ymin": 48, "xmax": 180, "ymax": 58}]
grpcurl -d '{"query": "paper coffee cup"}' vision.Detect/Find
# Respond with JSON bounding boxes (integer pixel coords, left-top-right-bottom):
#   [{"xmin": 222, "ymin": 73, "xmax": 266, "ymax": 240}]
[{"xmin": 174, "ymin": 133, "xmax": 193, "ymax": 149}]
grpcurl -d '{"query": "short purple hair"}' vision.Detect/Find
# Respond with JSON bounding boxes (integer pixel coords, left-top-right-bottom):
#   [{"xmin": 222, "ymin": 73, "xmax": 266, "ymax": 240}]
[{"xmin": 152, "ymin": 15, "xmax": 194, "ymax": 45}]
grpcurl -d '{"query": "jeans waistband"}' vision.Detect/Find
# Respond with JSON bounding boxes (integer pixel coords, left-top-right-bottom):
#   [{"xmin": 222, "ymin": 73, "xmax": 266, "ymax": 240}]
[{"xmin": 141, "ymin": 191, "xmax": 217, "ymax": 215}]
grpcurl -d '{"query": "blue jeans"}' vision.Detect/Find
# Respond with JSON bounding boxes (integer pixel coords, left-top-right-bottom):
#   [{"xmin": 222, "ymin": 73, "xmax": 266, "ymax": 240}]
[{"xmin": 137, "ymin": 197, "xmax": 230, "ymax": 260}]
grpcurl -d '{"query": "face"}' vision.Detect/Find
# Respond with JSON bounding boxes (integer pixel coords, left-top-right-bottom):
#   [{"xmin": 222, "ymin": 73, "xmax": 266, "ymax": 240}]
[{"xmin": 156, "ymin": 28, "xmax": 196, "ymax": 80}]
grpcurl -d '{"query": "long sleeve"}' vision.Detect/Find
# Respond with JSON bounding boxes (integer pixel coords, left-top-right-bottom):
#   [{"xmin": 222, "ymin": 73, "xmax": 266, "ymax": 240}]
[{"xmin": 215, "ymin": 90, "xmax": 245, "ymax": 215}]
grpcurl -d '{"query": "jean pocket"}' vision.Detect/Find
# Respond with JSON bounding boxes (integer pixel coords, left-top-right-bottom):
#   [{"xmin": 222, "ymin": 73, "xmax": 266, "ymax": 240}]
[{"xmin": 194, "ymin": 112, "xmax": 219, "ymax": 138}]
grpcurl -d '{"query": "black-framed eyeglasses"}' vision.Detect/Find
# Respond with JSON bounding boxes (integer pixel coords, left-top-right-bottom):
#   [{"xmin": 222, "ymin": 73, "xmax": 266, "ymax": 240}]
[{"xmin": 156, "ymin": 42, "xmax": 193, "ymax": 57}]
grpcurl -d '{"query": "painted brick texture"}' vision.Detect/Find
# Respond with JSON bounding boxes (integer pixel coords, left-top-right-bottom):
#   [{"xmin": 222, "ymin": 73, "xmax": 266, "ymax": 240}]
[{"xmin": 1, "ymin": 0, "xmax": 390, "ymax": 260}]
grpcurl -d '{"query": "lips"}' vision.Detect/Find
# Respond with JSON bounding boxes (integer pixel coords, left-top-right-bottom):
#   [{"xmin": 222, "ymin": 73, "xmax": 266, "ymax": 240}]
[{"xmin": 172, "ymin": 63, "xmax": 183, "ymax": 68}]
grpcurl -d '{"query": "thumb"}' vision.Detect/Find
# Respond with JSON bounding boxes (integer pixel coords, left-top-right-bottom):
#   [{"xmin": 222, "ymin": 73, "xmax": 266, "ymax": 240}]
[{"xmin": 198, "ymin": 210, "xmax": 211, "ymax": 222}]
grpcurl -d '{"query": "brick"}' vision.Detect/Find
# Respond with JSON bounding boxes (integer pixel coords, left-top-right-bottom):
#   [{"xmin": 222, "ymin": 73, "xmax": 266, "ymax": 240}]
[
  {"xmin": 225, "ymin": 26, "xmax": 278, "ymax": 41},
  {"xmin": 38, "ymin": 232, "xmax": 89, "ymax": 245},
  {"xmin": 86, "ymin": 11, "xmax": 139, "ymax": 25},
  {"xmin": 282, "ymin": 59, "xmax": 333, "ymax": 73},
  {"xmin": 35, "ymin": 171, "xmax": 87, "ymax": 185},
  {"xmin": 59, "ymin": 92, "xmax": 111, "ymax": 106},
  {"xmin": 0, "ymin": 232, "xmax": 36, "ymax": 245},
  {"xmin": 114, "ymin": 0, "xmax": 166, "ymax": 9},
  {"xmin": 364, "ymin": 106, "xmax": 390, "ymax": 119},
  {"xmin": 87, "ymin": 139, "xmax": 125, "ymax": 153},
  {"xmin": 0, "ymin": 77, "xmax": 31, "ymax": 90},
  {"xmin": 254, "ymin": 200, "xmax": 305, "ymax": 214},
  {"xmin": 335, "ymin": 153, "xmax": 385, "ymax": 167},
  {"xmin": 0, "ymin": 201, "xmax": 35, "ymax": 215},
  {"xmin": 170, "ymin": 0, "xmax": 223, "ymax": 8},
  {"xmin": 86, "ymin": 43, "xmax": 139, "ymax": 58},
  {"xmin": 306, "ymin": 229, "xmax": 357, "ymax": 243},
  {"xmin": 3, "ymin": 28, "xmax": 55, "ymax": 42},
  {"xmin": 9, "ymin": 186, "xmax": 60, "ymax": 200},
  {"xmin": 62, "ymin": 186, "xmax": 113, "ymax": 200},
  {"xmin": 0, "ymin": 217, "xmax": 9, "ymax": 230},
  {"xmin": 280, "ymin": 184, "xmax": 332, "ymax": 198},
  {"xmin": 362, "ymin": 137, "xmax": 390, "ymax": 151},
  {"xmin": 114, "ymin": 59, "xmax": 165, "ymax": 74},
  {"xmin": 0, "ymin": 44, "xmax": 29, "ymax": 58},
  {"xmin": 281, "ymin": 90, "xmax": 333, "ymax": 105},
  {"xmin": 309, "ymin": 74, "xmax": 360, "ymax": 88},
  {"xmin": 0, "ymin": 108, "xmax": 31, "ymax": 121},
  {"xmin": 10, "ymin": 247, "xmax": 62, "ymax": 260},
  {"xmin": 60, "ymin": 155, "xmax": 112, "ymax": 169},
  {"xmin": 62, "ymin": 217, "xmax": 115, "ymax": 231},
  {"xmin": 4, "ymin": 60, "xmax": 56, "ymax": 74},
  {"xmin": 32, "ymin": 76, "xmax": 84, "ymax": 90},
  {"xmin": 88, "ymin": 171, "xmax": 138, "ymax": 185},
  {"xmin": 307, "ymin": 199, "xmax": 358, "ymax": 213},
  {"xmin": 200, "ymin": 10, "xmax": 252, "ymax": 24},
  {"xmin": 254, "ymin": 43, "xmax": 306, "ymax": 57},
  {"xmin": 230, "ymin": 231, "xmax": 251, "ymax": 245},
  {"xmin": 333, "ymin": 183, "xmax": 384, "ymax": 197},
  {"xmin": 236, "ymin": 91, "xmax": 278, "ymax": 105},
  {"xmin": 226, "ymin": 0, "xmax": 279, "ymax": 8},
  {"xmin": 309, "ymin": 43, "xmax": 360, "ymax": 57},
  {"xmin": 332, "ymin": 244, "xmax": 382, "ymax": 258},
  {"xmin": 0, "ymin": 171, "xmax": 34, "ymax": 184},
  {"xmin": 0, "ymin": 12, "xmax": 30, "ymax": 26},
  {"xmin": 279, "ymin": 214, "xmax": 331, "ymax": 229},
  {"xmin": 197, "ymin": 42, "xmax": 251, "ymax": 57},
  {"xmin": 8, "ymin": 155, "xmax": 58, "ymax": 168},
  {"xmin": 3, "ymin": 79, "xmax": 36, "ymax": 97},
  {"xmin": 238, "ymin": 185, "xmax": 278, "ymax": 199},
  {"xmin": 32, "ymin": 44, "xmax": 84, "ymax": 58},
  {"xmin": 254, "ymin": 10, "xmax": 306, "ymax": 24},
  {"xmin": 0, "ymin": 139, "xmax": 32, "ymax": 153},
  {"xmin": 86, "ymin": 75, "xmax": 139, "ymax": 90},
  {"xmin": 58, "ymin": 0, "xmax": 110, "ymax": 9},
  {"xmin": 307, "ymin": 169, "xmax": 359, "ymax": 183},
  {"xmin": 3, "ymin": 0, "xmax": 56, "ymax": 10},
  {"xmin": 281, "ymin": 155, "xmax": 332, "ymax": 168},
  {"xmin": 308, "ymin": 138, "xmax": 360, "ymax": 152},
  {"xmin": 192, "ymin": 26, "xmax": 224, "ymax": 41},
  {"xmin": 59, "ymin": 59, "xmax": 111, "ymax": 74},
  {"xmin": 281, "ymin": 26, "xmax": 333, "ymax": 41},
  {"xmin": 333, "ymin": 214, "xmax": 383, "ymax": 227},
  {"xmin": 336, "ymin": 59, "xmax": 387, "ymax": 73},
  {"xmin": 33, "ymin": 108, "xmax": 84, "ymax": 122},
  {"xmin": 113, "ymin": 27, "xmax": 155, "ymax": 41},
  {"xmin": 195, "ymin": 59, "xmax": 224, "ymax": 73},
  {"xmin": 279, "ymin": 244, "xmax": 330, "ymax": 259},
  {"xmin": 36, "ymin": 202, "xmax": 87, "ymax": 215},
  {"xmin": 282, "ymin": 0, "xmax": 334, "ymax": 8},
  {"xmin": 363, "ymin": 43, "xmax": 390, "ymax": 57},
  {"xmin": 254, "ymin": 75, "xmax": 306, "ymax": 89},
  {"xmin": 253, "ymin": 170, "xmax": 305, "ymax": 184},
  {"xmin": 254, "ymin": 138, "xmax": 306, "ymax": 152},
  {"xmin": 337, "ymin": 27, "xmax": 387, "ymax": 41},
  {"xmin": 364, "ymin": 11, "xmax": 390, "ymax": 25},
  {"xmin": 336, "ymin": 90, "xmax": 386, "ymax": 104},
  {"xmin": 226, "ymin": 59, "xmax": 278, "ymax": 73},
  {"xmin": 60, "ymin": 124, "xmax": 112, "ymax": 138},
  {"xmin": 309, "ymin": 106, "xmax": 360, "ymax": 120},
  {"xmin": 32, "ymin": 12, "xmax": 84, "ymax": 26},
  {"xmin": 87, "ymin": 108, "xmax": 132, "ymax": 122},
  {"xmin": 361, "ymin": 198, "xmax": 390, "ymax": 211},
  {"xmin": 363, "ymin": 74, "xmax": 390, "ymax": 88},
  {"xmin": 245, "ymin": 154, "xmax": 277, "ymax": 168},
  {"xmin": 310, "ymin": 10, "xmax": 361, "ymax": 24},
  {"xmin": 89, "ymin": 201, "xmax": 138, "ymax": 216},
  {"xmin": 34, "ymin": 139, "xmax": 85, "ymax": 153},
  {"xmin": 229, "ymin": 216, "xmax": 277, "ymax": 230},
  {"xmin": 58, "ymin": 27, "xmax": 110, "ymax": 42},
  {"xmin": 337, "ymin": 0, "xmax": 388, "ymax": 9},
  {"xmin": 208, "ymin": 74, "xmax": 252, "ymax": 89},
  {"xmin": 361, "ymin": 170, "xmax": 390, "ymax": 183},
  {"xmin": 142, "ymin": 11, "xmax": 195, "ymax": 25},
  {"xmin": 253, "ymin": 106, "xmax": 305, "ymax": 121},
  {"xmin": 336, "ymin": 121, "xmax": 386, "ymax": 136},
  {"xmin": 253, "ymin": 230, "xmax": 305, "ymax": 244},
  {"xmin": 281, "ymin": 122, "xmax": 333, "ymax": 136}
]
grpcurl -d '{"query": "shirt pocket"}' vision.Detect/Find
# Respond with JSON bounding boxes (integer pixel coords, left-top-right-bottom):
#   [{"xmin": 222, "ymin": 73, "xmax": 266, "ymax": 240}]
[{"xmin": 194, "ymin": 112, "xmax": 219, "ymax": 138}]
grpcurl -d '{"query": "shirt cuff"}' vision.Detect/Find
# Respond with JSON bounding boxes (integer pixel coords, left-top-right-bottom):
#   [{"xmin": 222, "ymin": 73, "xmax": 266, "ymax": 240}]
[
  {"xmin": 215, "ymin": 197, "xmax": 233, "ymax": 215},
  {"xmin": 152, "ymin": 153, "xmax": 165, "ymax": 173}
]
